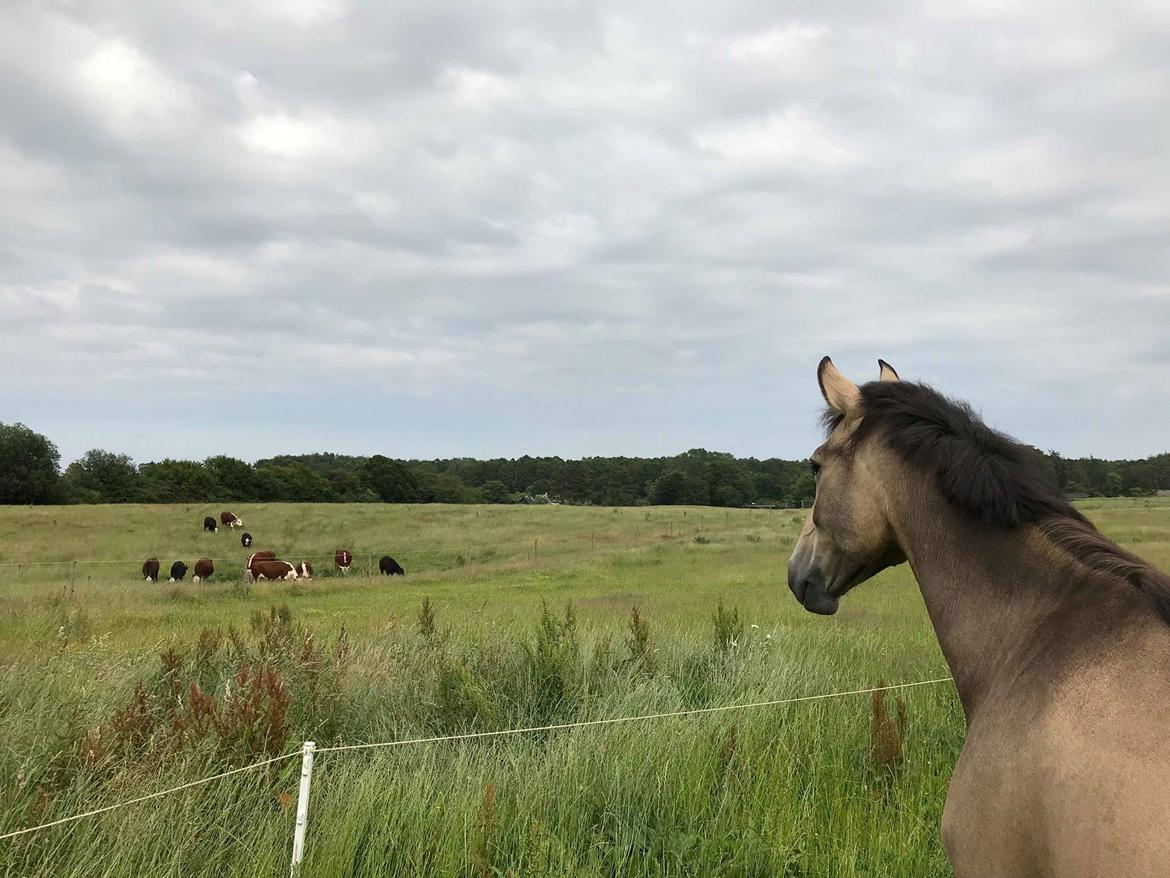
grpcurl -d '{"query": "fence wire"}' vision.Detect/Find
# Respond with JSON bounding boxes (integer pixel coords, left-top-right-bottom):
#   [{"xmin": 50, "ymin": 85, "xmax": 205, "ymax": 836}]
[{"xmin": 0, "ymin": 676, "xmax": 953, "ymax": 844}]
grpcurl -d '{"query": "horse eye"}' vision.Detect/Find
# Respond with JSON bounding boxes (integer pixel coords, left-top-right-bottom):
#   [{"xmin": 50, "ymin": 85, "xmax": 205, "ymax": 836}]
[{"xmin": 809, "ymin": 460, "xmax": 822, "ymax": 477}]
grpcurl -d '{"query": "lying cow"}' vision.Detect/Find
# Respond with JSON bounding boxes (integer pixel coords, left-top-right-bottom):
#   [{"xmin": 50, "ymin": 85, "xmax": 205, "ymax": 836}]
[
  {"xmin": 297, "ymin": 560, "xmax": 314, "ymax": 579},
  {"xmin": 251, "ymin": 559, "xmax": 298, "ymax": 581},
  {"xmin": 221, "ymin": 511, "xmax": 243, "ymax": 529},
  {"xmin": 142, "ymin": 558, "xmax": 160, "ymax": 582},
  {"xmin": 169, "ymin": 560, "xmax": 187, "ymax": 582},
  {"xmin": 241, "ymin": 532, "xmax": 253, "ymax": 548},
  {"xmin": 203, "ymin": 516, "xmax": 218, "ymax": 533},
  {"xmin": 379, "ymin": 555, "xmax": 405, "ymax": 576},
  {"xmin": 335, "ymin": 548, "xmax": 353, "ymax": 574},
  {"xmin": 192, "ymin": 558, "xmax": 214, "ymax": 583}
]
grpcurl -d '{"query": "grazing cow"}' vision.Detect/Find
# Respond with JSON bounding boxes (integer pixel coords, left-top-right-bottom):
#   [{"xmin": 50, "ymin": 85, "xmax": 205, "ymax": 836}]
[
  {"xmin": 221, "ymin": 511, "xmax": 242, "ymax": 528},
  {"xmin": 241, "ymin": 532, "xmax": 253, "ymax": 548},
  {"xmin": 245, "ymin": 550, "xmax": 277, "ymax": 580},
  {"xmin": 192, "ymin": 558, "xmax": 214, "ymax": 583},
  {"xmin": 297, "ymin": 560, "xmax": 314, "ymax": 580},
  {"xmin": 203, "ymin": 516, "xmax": 218, "ymax": 533},
  {"xmin": 251, "ymin": 559, "xmax": 298, "ymax": 581},
  {"xmin": 142, "ymin": 558, "xmax": 160, "ymax": 582},
  {"xmin": 335, "ymin": 548, "xmax": 353, "ymax": 574},
  {"xmin": 169, "ymin": 560, "xmax": 187, "ymax": 582},
  {"xmin": 379, "ymin": 555, "xmax": 405, "ymax": 576}
]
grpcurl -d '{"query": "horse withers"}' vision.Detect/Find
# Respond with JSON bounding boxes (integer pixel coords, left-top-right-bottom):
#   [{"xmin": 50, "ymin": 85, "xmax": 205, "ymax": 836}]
[{"xmin": 787, "ymin": 357, "xmax": 1170, "ymax": 877}]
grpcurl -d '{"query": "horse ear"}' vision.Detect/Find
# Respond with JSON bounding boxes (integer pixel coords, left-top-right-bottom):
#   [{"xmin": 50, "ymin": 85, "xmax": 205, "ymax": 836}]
[
  {"xmin": 818, "ymin": 356, "xmax": 861, "ymax": 415},
  {"xmin": 878, "ymin": 359, "xmax": 900, "ymax": 382}
]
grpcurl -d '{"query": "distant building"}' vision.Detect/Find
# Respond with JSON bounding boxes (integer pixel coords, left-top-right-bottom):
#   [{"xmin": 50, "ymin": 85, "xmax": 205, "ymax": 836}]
[{"xmin": 1156, "ymin": 489, "xmax": 1170, "ymax": 498}]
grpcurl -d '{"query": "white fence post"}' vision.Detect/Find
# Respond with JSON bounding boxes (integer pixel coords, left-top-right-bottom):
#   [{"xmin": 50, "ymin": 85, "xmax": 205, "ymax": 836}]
[{"xmin": 290, "ymin": 740, "xmax": 316, "ymax": 876}]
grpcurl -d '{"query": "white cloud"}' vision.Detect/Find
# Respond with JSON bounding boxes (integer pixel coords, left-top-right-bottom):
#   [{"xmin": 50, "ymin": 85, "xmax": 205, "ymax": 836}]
[{"xmin": 1, "ymin": 0, "xmax": 1169, "ymax": 463}]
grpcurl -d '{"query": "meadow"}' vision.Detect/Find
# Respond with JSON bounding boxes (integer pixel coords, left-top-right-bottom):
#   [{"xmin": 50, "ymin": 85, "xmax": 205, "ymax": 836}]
[{"xmin": 1, "ymin": 498, "xmax": 1167, "ymax": 877}]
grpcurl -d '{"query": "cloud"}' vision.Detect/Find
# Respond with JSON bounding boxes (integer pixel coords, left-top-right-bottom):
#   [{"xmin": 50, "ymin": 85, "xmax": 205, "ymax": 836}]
[{"xmin": 1, "ymin": 0, "xmax": 1169, "ymax": 464}]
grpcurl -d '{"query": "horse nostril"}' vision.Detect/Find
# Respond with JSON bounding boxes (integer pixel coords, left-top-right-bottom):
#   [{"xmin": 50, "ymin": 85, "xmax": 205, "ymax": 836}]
[{"xmin": 787, "ymin": 566, "xmax": 807, "ymax": 601}]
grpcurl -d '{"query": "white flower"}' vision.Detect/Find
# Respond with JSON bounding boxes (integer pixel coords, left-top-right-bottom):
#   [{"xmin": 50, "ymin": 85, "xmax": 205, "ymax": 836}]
[{"xmin": 750, "ymin": 624, "xmax": 760, "ymax": 630}]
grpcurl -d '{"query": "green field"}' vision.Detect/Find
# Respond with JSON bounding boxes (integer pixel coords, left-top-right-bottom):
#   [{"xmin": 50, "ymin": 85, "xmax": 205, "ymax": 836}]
[{"xmin": 1, "ymin": 499, "xmax": 1168, "ymax": 877}]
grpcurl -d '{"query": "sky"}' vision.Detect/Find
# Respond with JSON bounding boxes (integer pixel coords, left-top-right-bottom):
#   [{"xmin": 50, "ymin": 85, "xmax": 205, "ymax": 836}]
[{"xmin": 2, "ymin": 0, "xmax": 1169, "ymax": 465}]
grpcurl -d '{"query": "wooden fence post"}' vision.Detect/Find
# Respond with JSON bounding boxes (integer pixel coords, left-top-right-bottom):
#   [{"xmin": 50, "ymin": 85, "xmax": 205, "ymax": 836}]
[{"xmin": 290, "ymin": 740, "xmax": 316, "ymax": 876}]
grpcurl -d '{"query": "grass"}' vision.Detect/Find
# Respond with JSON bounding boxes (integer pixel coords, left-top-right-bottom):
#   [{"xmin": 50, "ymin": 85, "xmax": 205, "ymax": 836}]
[{"xmin": 0, "ymin": 498, "xmax": 1167, "ymax": 877}]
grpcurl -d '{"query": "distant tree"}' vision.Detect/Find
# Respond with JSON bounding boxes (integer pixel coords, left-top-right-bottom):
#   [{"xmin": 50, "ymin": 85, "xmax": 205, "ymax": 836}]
[
  {"xmin": 481, "ymin": 479, "xmax": 510, "ymax": 504},
  {"xmin": 360, "ymin": 455, "xmax": 420, "ymax": 503},
  {"xmin": 204, "ymin": 455, "xmax": 258, "ymax": 501},
  {"xmin": 1104, "ymin": 471, "xmax": 1124, "ymax": 497},
  {"xmin": 138, "ymin": 460, "xmax": 219, "ymax": 503},
  {"xmin": 416, "ymin": 470, "xmax": 479, "ymax": 505},
  {"xmin": 650, "ymin": 470, "xmax": 706, "ymax": 505},
  {"xmin": 328, "ymin": 470, "xmax": 378, "ymax": 502},
  {"xmin": 791, "ymin": 472, "xmax": 817, "ymax": 506},
  {"xmin": 63, "ymin": 449, "xmax": 138, "ymax": 503},
  {"xmin": 254, "ymin": 462, "xmax": 335, "ymax": 502},
  {"xmin": 706, "ymin": 458, "xmax": 756, "ymax": 507},
  {"xmin": 0, "ymin": 422, "xmax": 61, "ymax": 504}
]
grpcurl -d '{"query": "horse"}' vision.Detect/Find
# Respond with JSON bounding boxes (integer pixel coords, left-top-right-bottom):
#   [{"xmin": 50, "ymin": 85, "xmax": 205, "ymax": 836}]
[{"xmin": 787, "ymin": 357, "xmax": 1170, "ymax": 877}]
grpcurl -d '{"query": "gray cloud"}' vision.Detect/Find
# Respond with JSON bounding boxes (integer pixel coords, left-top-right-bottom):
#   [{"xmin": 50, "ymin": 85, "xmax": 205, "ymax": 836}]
[{"xmin": 2, "ymin": 0, "xmax": 1169, "ymax": 464}]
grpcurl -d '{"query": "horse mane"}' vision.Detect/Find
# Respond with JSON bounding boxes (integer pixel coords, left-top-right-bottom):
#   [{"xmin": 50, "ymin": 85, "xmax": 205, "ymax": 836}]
[{"xmin": 837, "ymin": 381, "xmax": 1170, "ymax": 623}]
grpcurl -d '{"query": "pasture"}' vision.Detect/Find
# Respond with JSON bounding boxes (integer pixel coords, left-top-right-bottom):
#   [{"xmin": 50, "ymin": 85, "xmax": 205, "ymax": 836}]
[{"xmin": 1, "ymin": 499, "xmax": 1167, "ymax": 877}]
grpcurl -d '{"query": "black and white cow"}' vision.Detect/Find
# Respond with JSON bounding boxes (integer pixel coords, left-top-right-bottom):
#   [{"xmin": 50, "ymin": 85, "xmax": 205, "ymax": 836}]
[
  {"xmin": 169, "ymin": 560, "xmax": 188, "ymax": 582},
  {"xmin": 203, "ymin": 516, "xmax": 218, "ymax": 533},
  {"xmin": 241, "ymin": 532, "xmax": 253, "ymax": 548},
  {"xmin": 379, "ymin": 555, "xmax": 405, "ymax": 576}
]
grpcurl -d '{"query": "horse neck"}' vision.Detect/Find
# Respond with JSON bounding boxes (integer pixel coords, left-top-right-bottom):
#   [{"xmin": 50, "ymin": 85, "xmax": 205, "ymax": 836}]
[{"xmin": 888, "ymin": 476, "xmax": 1087, "ymax": 721}]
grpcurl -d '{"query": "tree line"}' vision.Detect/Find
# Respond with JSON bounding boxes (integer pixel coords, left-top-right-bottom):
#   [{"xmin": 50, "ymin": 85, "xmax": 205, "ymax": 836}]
[{"xmin": 1, "ymin": 421, "xmax": 1168, "ymax": 507}]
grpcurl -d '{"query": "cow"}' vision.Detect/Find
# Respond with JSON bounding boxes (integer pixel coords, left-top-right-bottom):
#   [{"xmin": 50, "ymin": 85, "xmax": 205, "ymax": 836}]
[
  {"xmin": 221, "ymin": 511, "xmax": 243, "ymax": 528},
  {"xmin": 241, "ymin": 532, "xmax": 252, "ymax": 548},
  {"xmin": 335, "ymin": 548, "xmax": 353, "ymax": 574},
  {"xmin": 192, "ymin": 558, "xmax": 214, "ymax": 583},
  {"xmin": 203, "ymin": 516, "xmax": 218, "ymax": 533},
  {"xmin": 245, "ymin": 550, "xmax": 277, "ymax": 580},
  {"xmin": 169, "ymin": 560, "xmax": 187, "ymax": 582},
  {"xmin": 297, "ymin": 560, "xmax": 314, "ymax": 580},
  {"xmin": 251, "ymin": 559, "xmax": 298, "ymax": 581},
  {"xmin": 379, "ymin": 555, "xmax": 405, "ymax": 576},
  {"xmin": 142, "ymin": 558, "xmax": 160, "ymax": 582}
]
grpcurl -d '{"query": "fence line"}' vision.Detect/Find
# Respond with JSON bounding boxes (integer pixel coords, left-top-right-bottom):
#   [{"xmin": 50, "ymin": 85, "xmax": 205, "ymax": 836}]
[
  {"xmin": 312, "ymin": 676, "xmax": 955, "ymax": 756},
  {"xmin": 0, "ymin": 751, "xmax": 299, "ymax": 842},
  {"xmin": 0, "ymin": 675, "xmax": 954, "ymax": 850}
]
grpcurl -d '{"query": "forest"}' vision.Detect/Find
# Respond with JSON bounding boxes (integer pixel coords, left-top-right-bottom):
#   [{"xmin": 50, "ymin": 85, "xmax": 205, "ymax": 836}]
[{"xmin": 1, "ymin": 421, "xmax": 1168, "ymax": 507}]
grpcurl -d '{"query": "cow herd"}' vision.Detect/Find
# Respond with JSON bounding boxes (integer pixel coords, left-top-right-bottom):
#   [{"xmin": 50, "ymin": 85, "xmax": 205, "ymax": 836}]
[{"xmin": 138, "ymin": 510, "xmax": 406, "ymax": 585}]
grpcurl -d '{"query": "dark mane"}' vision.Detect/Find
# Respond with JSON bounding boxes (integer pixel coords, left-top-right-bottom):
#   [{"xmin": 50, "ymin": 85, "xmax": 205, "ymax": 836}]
[
  {"xmin": 842, "ymin": 381, "xmax": 1170, "ymax": 622},
  {"xmin": 849, "ymin": 382, "xmax": 1074, "ymax": 527}
]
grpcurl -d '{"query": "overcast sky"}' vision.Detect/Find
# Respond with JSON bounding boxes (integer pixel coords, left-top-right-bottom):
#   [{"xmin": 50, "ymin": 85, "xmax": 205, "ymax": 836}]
[{"xmin": 2, "ymin": 1, "xmax": 1169, "ymax": 465}]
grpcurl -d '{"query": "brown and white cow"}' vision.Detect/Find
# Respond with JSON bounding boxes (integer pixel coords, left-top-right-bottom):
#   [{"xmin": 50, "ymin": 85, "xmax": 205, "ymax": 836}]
[
  {"xmin": 192, "ymin": 558, "xmax": 214, "ymax": 583},
  {"xmin": 221, "ymin": 511, "xmax": 243, "ymax": 529},
  {"xmin": 251, "ymin": 559, "xmax": 298, "ymax": 581},
  {"xmin": 297, "ymin": 560, "xmax": 314, "ymax": 579},
  {"xmin": 335, "ymin": 548, "xmax": 353, "ymax": 574},
  {"xmin": 142, "ymin": 558, "xmax": 160, "ymax": 582},
  {"xmin": 245, "ymin": 550, "xmax": 277, "ymax": 580}
]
